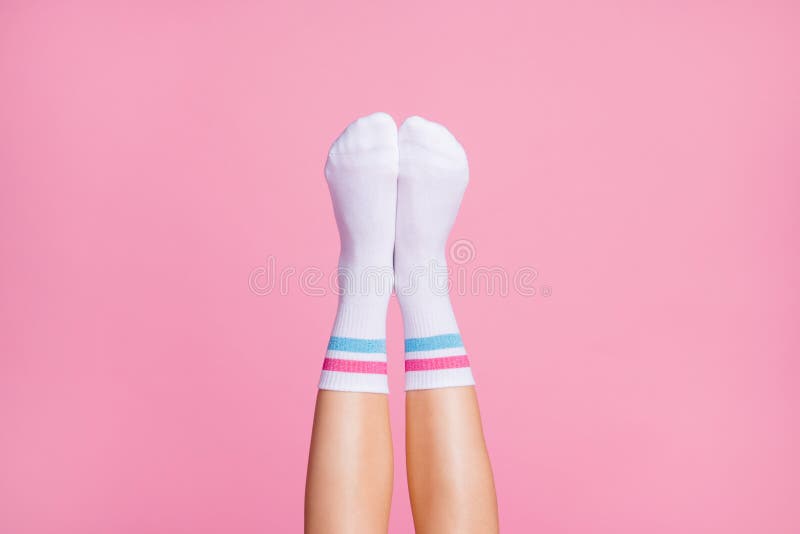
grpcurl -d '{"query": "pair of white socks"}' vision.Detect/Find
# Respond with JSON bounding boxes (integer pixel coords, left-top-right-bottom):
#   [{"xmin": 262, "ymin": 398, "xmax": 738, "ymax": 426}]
[{"xmin": 318, "ymin": 112, "xmax": 474, "ymax": 394}]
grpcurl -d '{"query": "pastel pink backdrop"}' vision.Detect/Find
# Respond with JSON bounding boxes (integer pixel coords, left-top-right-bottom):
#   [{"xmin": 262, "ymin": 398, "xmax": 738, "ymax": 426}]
[{"xmin": 1, "ymin": 2, "xmax": 798, "ymax": 533}]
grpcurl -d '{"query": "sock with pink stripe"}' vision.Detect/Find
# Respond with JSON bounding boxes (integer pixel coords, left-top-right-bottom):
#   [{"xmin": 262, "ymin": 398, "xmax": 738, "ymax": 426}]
[
  {"xmin": 318, "ymin": 112, "xmax": 398, "ymax": 394},
  {"xmin": 395, "ymin": 116, "xmax": 475, "ymax": 391}
]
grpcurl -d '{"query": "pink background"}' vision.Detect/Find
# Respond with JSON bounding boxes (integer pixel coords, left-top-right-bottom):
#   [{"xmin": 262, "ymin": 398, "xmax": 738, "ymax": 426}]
[{"xmin": 1, "ymin": 2, "xmax": 799, "ymax": 533}]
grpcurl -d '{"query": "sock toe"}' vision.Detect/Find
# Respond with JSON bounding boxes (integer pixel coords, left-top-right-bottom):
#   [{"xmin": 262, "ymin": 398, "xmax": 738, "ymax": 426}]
[
  {"xmin": 329, "ymin": 111, "xmax": 398, "ymax": 156},
  {"xmin": 399, "ymin": 115, "xmax": 467, "ymax": 163}
]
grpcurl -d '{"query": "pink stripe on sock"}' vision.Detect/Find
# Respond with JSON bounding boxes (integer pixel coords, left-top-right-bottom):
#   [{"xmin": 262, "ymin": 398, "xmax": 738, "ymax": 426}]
[
  {"xmin": 405, "ymin": 355, "xmax": 470, "ymax": 372},
  {"xmin": 323, "ymin": 358, "xmax": 387, "ymax": 374}
]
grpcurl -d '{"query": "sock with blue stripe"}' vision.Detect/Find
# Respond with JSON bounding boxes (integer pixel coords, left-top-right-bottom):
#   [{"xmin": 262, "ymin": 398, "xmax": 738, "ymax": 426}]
[
  {"xmin": 318, "ymin": 112, "xmax": 398, "ymax": 394},
  {"xmin": 395, "ymin": 116, "xmax": 475, "ymax": 391}
]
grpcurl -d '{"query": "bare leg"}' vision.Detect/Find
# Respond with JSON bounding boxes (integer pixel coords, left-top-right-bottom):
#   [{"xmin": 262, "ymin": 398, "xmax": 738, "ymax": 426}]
[
  {"xmin": 406, "ymin": 387, "xmax": 499, "ymax": 534},
  {"xmin": 305, "ymin": 391, "xmax": 393, "ymax": 534}
]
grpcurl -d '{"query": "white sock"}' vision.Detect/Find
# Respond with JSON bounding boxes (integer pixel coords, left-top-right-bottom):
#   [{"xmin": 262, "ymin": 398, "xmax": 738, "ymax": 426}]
[
  {"xmin": 395, "ymin": 116, "xmax": 475, "ymax": 391},
  {"xmin": 318, "ymin": 112, "xmax": 398, "ymax": 394}
]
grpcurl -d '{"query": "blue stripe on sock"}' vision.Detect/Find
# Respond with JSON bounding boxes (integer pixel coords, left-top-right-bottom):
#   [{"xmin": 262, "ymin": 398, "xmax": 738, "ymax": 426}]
[
  {"xmin": 405, "ymin": 333, "xmax": 464, "ymax": 352},
  {"xmin": 328, "ymin": 336, "xmax": 387, "ymax": 353}
]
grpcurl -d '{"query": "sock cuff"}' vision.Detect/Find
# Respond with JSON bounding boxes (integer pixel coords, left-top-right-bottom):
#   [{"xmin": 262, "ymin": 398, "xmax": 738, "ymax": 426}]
[
  {"xmin": 319, "ymin": 335, "xmax": 389, "ymax": 394},
  {"xmin": 403, "ymin": 332, "xmax": 474, "ymax": 391}
]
